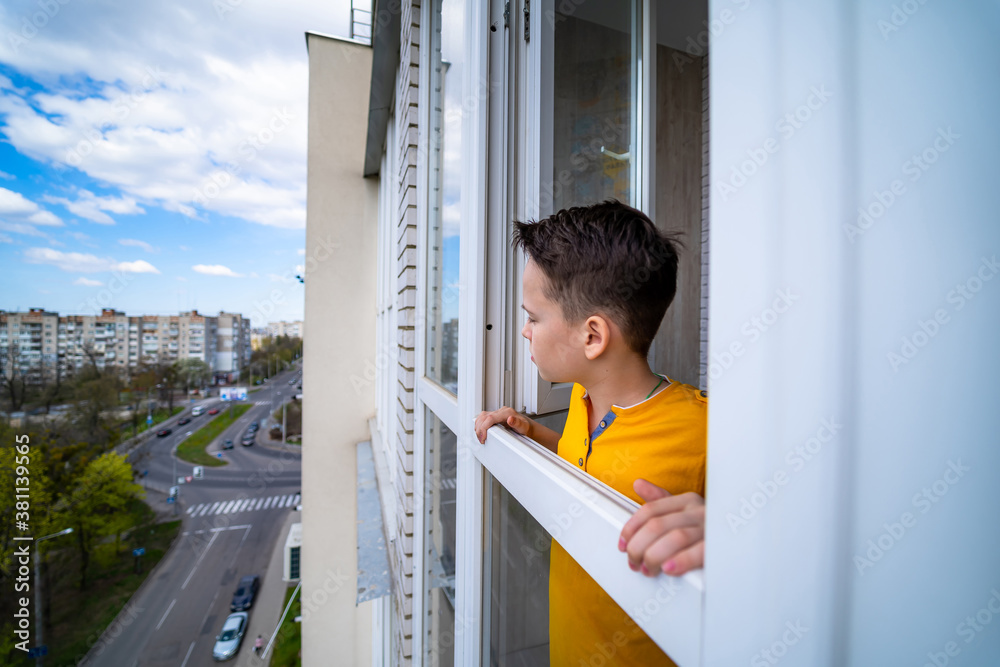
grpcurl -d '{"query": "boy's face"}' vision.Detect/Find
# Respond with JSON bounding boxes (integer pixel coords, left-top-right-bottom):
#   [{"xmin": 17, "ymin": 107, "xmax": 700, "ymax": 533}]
[{"xmin": 521, "ymin": 259, "xmax": 585, "ymax": 383}]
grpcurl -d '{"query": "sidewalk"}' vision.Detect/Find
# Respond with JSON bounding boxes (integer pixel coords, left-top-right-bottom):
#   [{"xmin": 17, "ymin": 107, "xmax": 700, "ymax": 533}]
[{"xmin": 236, "ymin": 509, "xmax": 300, "ymax": 667}]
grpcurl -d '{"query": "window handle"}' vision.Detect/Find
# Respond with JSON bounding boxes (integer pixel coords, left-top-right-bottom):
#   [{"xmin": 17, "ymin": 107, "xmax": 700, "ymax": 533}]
[{"xmin": 600, "ymin": 146, "xmax": 631, "ymax": 162}]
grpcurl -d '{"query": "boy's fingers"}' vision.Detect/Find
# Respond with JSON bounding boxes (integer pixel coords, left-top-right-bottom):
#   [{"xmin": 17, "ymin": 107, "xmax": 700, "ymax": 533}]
[
  {"xmin": 507, "ymin": 414, "xmax": 529, "ymax": 435},
  {"xmin": 619, "ymin": 493, "xmax": 692, "ymax": 544},
  {"xmin": 634, "ymin": 478, "xmax": 672, "ymax": 503},
  {"xmin": 626, "ymin": 512, "xmax": 703, "ymax": 569},
  {"xmin": 662, "ymin": 540, "xmax": 705, "ymax": 576}
]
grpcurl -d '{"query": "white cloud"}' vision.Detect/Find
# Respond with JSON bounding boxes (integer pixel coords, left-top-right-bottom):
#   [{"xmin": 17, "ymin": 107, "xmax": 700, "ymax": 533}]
[
  {"xmin": 268, "ymin": 273, "xmax": 293, "ymax": 283},
  {"xmin": 0, "ymin": 1, "xmax": 343, "ymax": 230},
  {"xmin": 73, "ymin": 277, "xmax": 104, "ymax": 286},
  {"xmin": 192, "ymin": 264, "xmax": 243, "ymax": 277},
  {"xmin": 24, "ymin": 247, "xmax": 161, "ymax": 273},
  {"xmin": 43, "ymin": 189, "xmax": 144, "ymax": 225},
  {"xmin": 0, "ymin": 186, "xmax": 62, "ymax": 227},
  {"xmin": 0, "ymin": 170, "xmax": 14, "ymax": 180},
  {"xmin": 117, "ymin": 259, "xmax": 160, "ymax": 274},
  {"xmin": 0, "ymin": 221, "xmax": 48, "ymax": 237},
  {"xmin": 179, "ymin": 245, "xmax": 191, "ymax": 251},
  {"xmin": 0, "ymin": 233, "xmax": 13, "ymax": 243},
  {"xmin": 119, "ymin": 238, "xmax": 156, "ymax": 253},
  {"xmin": 296, "ymin": 248, "xmax": 306, "ymax": 255}
]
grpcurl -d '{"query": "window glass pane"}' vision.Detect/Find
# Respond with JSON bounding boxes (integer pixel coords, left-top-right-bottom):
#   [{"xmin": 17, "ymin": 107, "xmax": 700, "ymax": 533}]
[
  {"xmin": 486, "ymin": 474, "xmax": 675, "ymax": 666},
  {"xmin": 425, "ymin": 0, "xmax": 463, "ymax": 395},
  {"xmin": 550, "ymin": 1, "xmax": 635, "ymax": 213},
  {"xmin": 487, "ymin": 476, "xmax": 550, "ymax": 666},
  {"xmin": 424, "ymin": 408, "xmax": 457, "ymax": 666}
]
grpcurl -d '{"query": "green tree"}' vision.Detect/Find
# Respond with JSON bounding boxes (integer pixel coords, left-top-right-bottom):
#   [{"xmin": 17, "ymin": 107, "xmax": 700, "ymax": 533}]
[
  {"xmin": 175, "ymin": 358, "xmax": 212, "ymax": 396},
  {"xmin": 54, "ymin": 452, "xmax": 144, "ymax": 590},
  {"xmin": 0, "ymin": 423, "xmax": 53, "ymax": 580}
]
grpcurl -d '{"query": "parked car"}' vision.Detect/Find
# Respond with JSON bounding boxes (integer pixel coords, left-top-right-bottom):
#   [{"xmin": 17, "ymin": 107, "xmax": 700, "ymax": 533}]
[
  {"xmin": 208, "ymin": 408, "xmax": 220, "ymax": 415},
  {"xmin": 192, "ymin": 405, "xmax": 205, "ymax": 416},
  {"xmin": 241, "ymin": 433, "xmax": 255, "ymax": 446},
  {"xmin": 222, "ymin": 439, "xmax": 234, "ymax": 450},
  {"xmin": 230, "ymin": 575, "xmax": 260, "ymax": 611},
  {"xmin": 178, "ymin": 417, "xmax": 191, "ymax": 425},
  {"xmin": 156, "ymin": 428, "xmax": 172, "ymax": 437},
  {"xmin": 248, "ymin": 421, "xmax": 259, "ymax": 432},
  {"xmin": 212, "ymin": 612, "xmax": 247, "ymax": 661}
]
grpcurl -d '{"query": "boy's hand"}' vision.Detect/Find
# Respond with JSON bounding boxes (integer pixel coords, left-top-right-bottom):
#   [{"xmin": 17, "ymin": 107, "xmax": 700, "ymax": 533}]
[
  {"xmin": 474, "ymin": 407, "xmax": 532, "ymax": 444},
  {"xmin": 619, "ymin": 478, "xmax": 705, "ymax": 577}
]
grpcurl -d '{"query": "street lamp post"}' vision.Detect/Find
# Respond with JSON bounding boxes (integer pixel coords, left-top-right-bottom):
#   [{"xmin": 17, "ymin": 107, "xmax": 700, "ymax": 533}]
[{"xmin": 35, "ymin": 527, "xmax": 73, "ymax": 667}]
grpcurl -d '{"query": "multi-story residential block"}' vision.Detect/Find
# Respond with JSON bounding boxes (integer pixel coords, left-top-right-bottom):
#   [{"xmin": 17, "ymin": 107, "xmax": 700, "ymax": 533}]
[
  {"xmin": 0, "ymin": 308, "xmax": 251, "ymax": 383},
  {"xmin": 266, "ymin": 320, "xmax": 304, "ymax": 339}
]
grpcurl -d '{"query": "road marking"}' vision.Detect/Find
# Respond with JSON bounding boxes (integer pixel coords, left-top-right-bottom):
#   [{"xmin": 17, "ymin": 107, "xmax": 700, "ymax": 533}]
[
  {"xmin": 207, "ymin": 501, "xmax": 221, "ymax": 515},
  {"xmin": 155, "ymin": 598, "xmax": 176, "ymax": 631},
  {"xmin": 198, "ymin": 504, "xmax": 212, "ymax": 517},
  {"xmin": 182, "ymin": 530, "xmax": 219, "ymax": 590},
  {"xmin": 282, "ymin": 494, "xmax": 292, "ymax": 507},
  {"xmin": 220, "ymin": 500, "xmax": 236, "ymax": 514},
  {"xmin": 238, "ymin": 524, "xmax": 252, "ymax": 550},
  {"xmin": 292, "ymin": 493, "xmax": 301, "ymax": 506},
  {"xmin": 240, "ymin": 498, "xmax": 254, "ymax": 512},
  {"xmin": 186, "ymin": 504, "xmax": 197, "ymax": 515},
  {"xmin": 262, "ymin": 497, "xmax": 273, "ymax": 510},
  {"xmin": 180, "ymin": 641, "xmax": 195, "ymax": 667},
  {"xmin": 248, "ymin": 498, "xmax": 261, "ymax": 511}
]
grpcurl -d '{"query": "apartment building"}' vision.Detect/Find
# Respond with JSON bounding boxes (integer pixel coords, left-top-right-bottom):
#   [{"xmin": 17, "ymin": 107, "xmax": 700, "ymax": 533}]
[
  {"xmin": 303, "ymin": 2, "xmax": 998, "ymax": 666},
  {"xmin": 267, "ymin": 320, "xmax": 304, "ymax": 339},
  {"xmin": 0, "ymin": 308, "xmax": 251, "ymax": 382}
]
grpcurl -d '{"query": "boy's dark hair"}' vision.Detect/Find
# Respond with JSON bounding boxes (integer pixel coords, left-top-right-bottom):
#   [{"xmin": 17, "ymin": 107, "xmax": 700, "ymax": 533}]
[{"xmin": 513, "ymin": 200, "xmax": 680, "ymax": 358}]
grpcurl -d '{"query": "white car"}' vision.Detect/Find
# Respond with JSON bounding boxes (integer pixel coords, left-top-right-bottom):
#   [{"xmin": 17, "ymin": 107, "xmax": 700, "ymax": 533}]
[{"xmin": 212, "ymin": 612, "xmax": 248, "ymax": 661}]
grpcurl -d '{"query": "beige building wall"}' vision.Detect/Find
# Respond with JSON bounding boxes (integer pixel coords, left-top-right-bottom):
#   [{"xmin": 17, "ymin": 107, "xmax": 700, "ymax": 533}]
[{"xmin": 302, "ymin": 33, "xmax": 377, "ymax": 666}]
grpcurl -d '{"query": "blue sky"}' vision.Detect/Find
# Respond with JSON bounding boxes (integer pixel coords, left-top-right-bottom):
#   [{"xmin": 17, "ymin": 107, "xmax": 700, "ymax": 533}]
[{"xmin": 0, "ymin": 0, "xmax": 355, "ymax": 324}]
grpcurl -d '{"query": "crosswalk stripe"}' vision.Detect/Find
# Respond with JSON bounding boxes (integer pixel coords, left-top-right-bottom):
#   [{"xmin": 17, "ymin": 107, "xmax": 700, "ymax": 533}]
[{"xmin": 187, "ymin": 495, "xmax": 301, "ymax": 516}]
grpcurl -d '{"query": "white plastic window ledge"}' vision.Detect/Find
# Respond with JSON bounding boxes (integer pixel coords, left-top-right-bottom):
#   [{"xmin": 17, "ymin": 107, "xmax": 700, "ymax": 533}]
[{"xmin": 476, "ymin": 425, "xmax": 704, "ymax": 667}]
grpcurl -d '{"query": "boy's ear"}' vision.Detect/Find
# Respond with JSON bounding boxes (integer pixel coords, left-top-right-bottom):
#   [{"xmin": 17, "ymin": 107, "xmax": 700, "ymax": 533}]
[{"xmin": 582, "ymin": 315, "xmax": 611, "ymax": 361}]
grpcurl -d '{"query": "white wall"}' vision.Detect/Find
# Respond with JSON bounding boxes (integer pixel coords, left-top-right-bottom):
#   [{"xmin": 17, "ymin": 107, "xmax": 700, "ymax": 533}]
[
  {"xmin": 705, "ymin": 1, "xmax": 1000, "ymax": 665},
  {"xmin": 302, "ymin": 32, "xmax": 377, "ymax": 667}
]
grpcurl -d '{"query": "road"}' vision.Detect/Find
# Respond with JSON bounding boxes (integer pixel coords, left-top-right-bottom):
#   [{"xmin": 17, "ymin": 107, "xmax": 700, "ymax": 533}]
[{"xmin": 87, "ymin": 364, "xmax": 303, "ymax": 667}]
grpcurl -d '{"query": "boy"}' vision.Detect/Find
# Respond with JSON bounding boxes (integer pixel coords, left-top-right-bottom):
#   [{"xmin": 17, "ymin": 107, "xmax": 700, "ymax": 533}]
[{"xmin": 474, "ymin": 200, "xmax": 707, "ymax": 667}]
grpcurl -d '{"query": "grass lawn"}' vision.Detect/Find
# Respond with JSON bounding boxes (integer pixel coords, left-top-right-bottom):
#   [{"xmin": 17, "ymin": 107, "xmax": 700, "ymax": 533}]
[
  {"xmin": 175, "ymin": 404, "xmax": 252, "ymax": 466},
  {"xmin": 44, "ymin": 518, "xmax": 182, "ymax": 667},
  {"xmin": 270, "ymin": 585, "xmax": 302, "ymax": 667}
]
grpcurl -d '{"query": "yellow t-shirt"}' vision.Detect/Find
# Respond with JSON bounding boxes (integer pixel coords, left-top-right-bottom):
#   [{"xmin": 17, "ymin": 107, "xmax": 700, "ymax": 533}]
[{"xmin": 549, "ymin": 379, "xmax": 707, "ymax": 667}]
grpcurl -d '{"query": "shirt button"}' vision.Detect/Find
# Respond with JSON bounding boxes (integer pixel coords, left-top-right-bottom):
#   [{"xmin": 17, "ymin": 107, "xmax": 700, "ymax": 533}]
[
  {"xmin": 600, "ymin": 420, "xmax": 606, "ymax": 428},
  {"xmin": 578, "ymin": 458, "xmax": 584, "ymax": 466}
]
